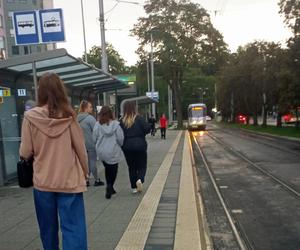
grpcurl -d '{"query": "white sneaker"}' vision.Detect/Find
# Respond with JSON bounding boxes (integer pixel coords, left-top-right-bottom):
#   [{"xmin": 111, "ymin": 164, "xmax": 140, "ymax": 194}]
[
  {"xmin": 131, "ymin": 188, "xmax": 138, "ymax": 194},
  {"xmin": 136, "ymin": 179, "xmax": 143, "ymax": 192}
]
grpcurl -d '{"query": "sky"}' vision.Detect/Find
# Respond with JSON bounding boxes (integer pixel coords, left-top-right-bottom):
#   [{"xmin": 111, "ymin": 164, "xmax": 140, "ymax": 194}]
[{"xmin": 53, "ymin": 0, "xmax": 292, "ymax": 66}]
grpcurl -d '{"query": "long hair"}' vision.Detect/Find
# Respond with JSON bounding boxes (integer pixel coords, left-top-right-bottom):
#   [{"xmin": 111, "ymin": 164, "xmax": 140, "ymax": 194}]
[
  {"xmin": 122, "ymin": 101, "xmax": 136, "ymax": 128},
  {"xmin": 37, "ymin": 72, "xmax": 75, "ymax": 119},
  {"xmin": 79, "ymin": 100, "xmax": 90, "ymax": 113},
  {"xmin": 99, "ymin": 106, "xmax": 114, "ymax": 125}
]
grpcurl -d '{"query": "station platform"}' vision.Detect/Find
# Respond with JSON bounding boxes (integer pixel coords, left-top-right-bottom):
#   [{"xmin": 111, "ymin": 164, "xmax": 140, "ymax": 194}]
[{"xmin": 0, "ymin": 130, "xmax": 207, "ymax": 250}]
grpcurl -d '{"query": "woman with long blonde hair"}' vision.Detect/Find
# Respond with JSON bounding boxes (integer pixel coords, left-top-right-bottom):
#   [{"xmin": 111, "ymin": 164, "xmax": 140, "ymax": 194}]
[{"xmin": 120, "ymin": 101, "xmax": 150, "ymax": 193}]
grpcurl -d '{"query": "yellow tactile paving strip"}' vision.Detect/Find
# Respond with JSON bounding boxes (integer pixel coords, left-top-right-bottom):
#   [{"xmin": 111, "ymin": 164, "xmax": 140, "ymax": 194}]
[
  {"xmin": 174, "ymin": 131, "xmax": 202, "ymax": 249},
  {"xmin": 115, "ymin": 131, "xmax": 182, "ymax": 250}
]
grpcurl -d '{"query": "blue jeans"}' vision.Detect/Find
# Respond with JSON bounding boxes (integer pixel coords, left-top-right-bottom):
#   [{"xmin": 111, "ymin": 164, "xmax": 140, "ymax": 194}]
[
  {"xmin": 87, "ymin": 150, "xmax": 98, "ymax": 180},
  {"xmin": 33, "ymin": 189, "xmax": 87, "ymax": 250}
]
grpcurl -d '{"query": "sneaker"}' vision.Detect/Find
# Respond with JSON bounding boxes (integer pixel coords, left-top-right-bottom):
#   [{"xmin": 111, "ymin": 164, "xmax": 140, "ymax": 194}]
[
  {"xmin": 94, "ymin": 180, "xmax": 105, "ymax": 186},
  {"xmin": 105, "ymin": 187, "xmax": 112, "ymax": 199},
  {"xmin": 131, "ymin": 188, "xmax": 138, "ymax": 194},
  {"xmin": 136, "ymin": 179, "xmax": 143, "ymax": 192}
]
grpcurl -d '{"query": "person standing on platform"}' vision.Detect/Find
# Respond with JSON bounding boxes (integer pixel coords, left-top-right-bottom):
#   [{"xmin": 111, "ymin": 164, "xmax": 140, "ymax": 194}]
[
  {"xmin": 78, "ymin": 100, "xmax": 104, "ymax": 187},
  {"xmin": 159, "ymin": 113, "xmax": 168, "ymax": 139},
  {"xmin": 19, "ymin": 72, "xmax": 88, "ymax": 250},
  {"xmin": 148, "ymin": 114, "xmax": 156, "ymax": 136},
  {"xmin": 120, "ymin": 101, "xmax": 150, "ymax": 193},
  {"xmin": 93, "ymin": 106, "xmax": 124, "ymax": 199}
]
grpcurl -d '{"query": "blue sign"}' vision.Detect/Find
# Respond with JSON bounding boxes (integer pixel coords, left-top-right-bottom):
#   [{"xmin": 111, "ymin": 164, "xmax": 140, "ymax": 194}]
[
  {"xmin": 146, "ymin": 91, "xmax": 159, "ymax": 101},
  {"xmin": 12, "ymin": 9, "xmax": 65, "ymax": 45},
  {"xmin": 39, "ymin": 8, "xmax": 65, "ymax": 43},
  {"xmin": 13, "ymin": 11, "xmax": 39, "ymax": 45}
]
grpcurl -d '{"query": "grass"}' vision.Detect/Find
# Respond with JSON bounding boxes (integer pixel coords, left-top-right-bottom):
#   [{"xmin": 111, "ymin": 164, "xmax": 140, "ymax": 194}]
[{"xmin": 220, "ymin": 122, "xmax": 300, "ymax": 139}]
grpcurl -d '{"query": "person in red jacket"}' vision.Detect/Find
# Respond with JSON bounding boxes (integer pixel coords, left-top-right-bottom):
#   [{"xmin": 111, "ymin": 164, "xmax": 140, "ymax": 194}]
[{"xmin": 159, "ymin": 113, "xmax": 168, "ymax": 139}]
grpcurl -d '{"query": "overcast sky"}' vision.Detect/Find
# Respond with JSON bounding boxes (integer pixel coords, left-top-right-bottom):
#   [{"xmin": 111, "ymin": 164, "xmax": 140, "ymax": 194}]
[{"xmin": 53, "ymin": 0, "xmax": 292, "ymax": 66}]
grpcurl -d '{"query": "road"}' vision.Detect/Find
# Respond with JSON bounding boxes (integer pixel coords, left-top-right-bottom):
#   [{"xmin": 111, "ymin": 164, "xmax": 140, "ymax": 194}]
[{"xmin": 191, "ymin": 122, "xmax": 300, "ymax": 250}]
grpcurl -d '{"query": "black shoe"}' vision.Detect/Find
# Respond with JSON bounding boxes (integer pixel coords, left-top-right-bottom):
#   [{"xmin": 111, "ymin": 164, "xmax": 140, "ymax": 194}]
[
  {"xmin": 112, "ymin": 187, "xmax": 116, "ymax": 195},
  {"xmin": 105, "ymin": 187, "xmax": 112, "ymax": 199},
  {"xmin": 86, "ymin": 181, "xmax": 90, "ymax": 187},
  {"xmin": 94, "ymin": 180, "xmax": 105, "ymax": 186}
]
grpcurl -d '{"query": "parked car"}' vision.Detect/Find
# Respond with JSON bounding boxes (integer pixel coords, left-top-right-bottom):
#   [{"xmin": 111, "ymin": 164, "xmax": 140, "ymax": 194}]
[
  {"xmin": 236, "ymin": 114, "xmax": 247, "ymax": 124},
  {"xmin": 283, "ymin": 113, "xmax": 299, "ymax": 124},
  {"xmin": 206, "ymin": 115, "xmax": 212, "ymax": 121}
]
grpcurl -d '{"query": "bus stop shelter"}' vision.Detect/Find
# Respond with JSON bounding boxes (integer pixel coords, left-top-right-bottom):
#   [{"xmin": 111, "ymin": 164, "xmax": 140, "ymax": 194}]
[
  {"xmin": 0, "ymin": 48, "xmax": 128, "ymax": 102},
  {"xmin": 0, "ymin": 48, "xmax": 128, "ymax": 186},
  {"xmin": 120, "ymin": 96, "xmax": 158, "ymax": 116}
]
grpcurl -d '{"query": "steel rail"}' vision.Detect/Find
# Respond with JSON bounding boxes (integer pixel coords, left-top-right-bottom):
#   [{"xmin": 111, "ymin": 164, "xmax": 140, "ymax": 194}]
[{"xmin": 192, "ymin": 133, "xmax": 247, "ymax": 250}]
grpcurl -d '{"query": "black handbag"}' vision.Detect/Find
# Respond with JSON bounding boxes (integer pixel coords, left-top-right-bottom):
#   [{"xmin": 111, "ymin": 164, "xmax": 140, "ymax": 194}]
[{"xmin": 17, "ymin": 157, "xmax": 33, "ymax": 188}]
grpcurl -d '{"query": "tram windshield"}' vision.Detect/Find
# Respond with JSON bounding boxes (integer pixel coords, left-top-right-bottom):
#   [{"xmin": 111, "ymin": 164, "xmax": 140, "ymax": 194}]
[{"xmin": 188, "ymin": 106, "xmax": 206, "ymax": 118}]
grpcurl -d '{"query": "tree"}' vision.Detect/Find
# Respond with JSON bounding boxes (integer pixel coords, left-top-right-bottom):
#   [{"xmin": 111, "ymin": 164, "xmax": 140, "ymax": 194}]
[
  {"xmin": 279, "ymin": 1, "xmax": 300, "ymax": 128},
  {"xmin": 279, "ymin": 0, "xmax": 300, "ymax": 36},
  {"xmin": 132, "ymin": 0, "xmax": 228, "ymax": 128},
  {"xmin": 83, "ymin": 44, "xmax": 129, "ymax": 74}
]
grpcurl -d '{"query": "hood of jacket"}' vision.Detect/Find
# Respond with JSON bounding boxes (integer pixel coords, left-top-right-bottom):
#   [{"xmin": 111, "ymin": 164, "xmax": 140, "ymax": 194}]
[
  {"xmin": 25, "ymin": 107, "xmax": 73, "ymax": 138},
  {"xmin": 99, "ymin": 120, "xmax": 120, "ymax": 136},
  {"xmin": 77, "ymin": 113, "xmax": 90, "ymax": 123}
]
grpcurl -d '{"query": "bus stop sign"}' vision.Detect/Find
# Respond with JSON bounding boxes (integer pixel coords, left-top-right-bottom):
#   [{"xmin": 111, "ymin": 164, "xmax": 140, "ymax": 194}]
[{"xmin": 13, "ymin": 8, "xmax": 65, "ymax": 45}]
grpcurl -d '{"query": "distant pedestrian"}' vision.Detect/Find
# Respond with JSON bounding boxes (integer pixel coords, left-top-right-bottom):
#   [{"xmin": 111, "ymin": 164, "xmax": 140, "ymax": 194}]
[
  {"xmin": 93, "ymin": 106, "xmax": 124, "ymax": 199},
  {"xmin": 120, "ymin": 101, "xmax": 150, "ymax": 193},
  {"xmin": 148, "ymin": 114, "xmax": 156, "ymax": 136},
  {"xmin": 19, "ymin": 72, "xmax": 88, "ymax": 250},
  {"xmin": 78, "ymin": 100, "xmax": 104, "ymax": 187},
  {"xmin": 159, "ymin": 113, "xmax": 168, "ymax": 139}
]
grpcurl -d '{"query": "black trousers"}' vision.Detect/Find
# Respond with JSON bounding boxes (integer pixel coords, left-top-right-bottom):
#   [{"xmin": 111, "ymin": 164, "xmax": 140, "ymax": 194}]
[
  {"xmin": 160, "ymin": 127, "xmax": 166, "ymax": 139},
  {"xmin": 123, "ymin": 150, "xmax": 147, "ymax": 189},
  {"xmin": 102, "ymin": 162, "xmax": 118, "ymax": 188}
]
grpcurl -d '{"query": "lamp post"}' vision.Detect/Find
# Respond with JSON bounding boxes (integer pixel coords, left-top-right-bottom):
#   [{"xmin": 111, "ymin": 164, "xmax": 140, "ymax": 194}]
[
  {"xmin": 198, "ymin": 87, "xmax": 208, "ymax": 103},
  {"xmin": 98, "ymin": 0, "xmax": 108, "ymax": 105},
  {"xmin": 150, "ymin": 33, "xmax": 156, "ymax": 118},
  {"xmin": 81, "ymin": 0, "xmax": 87, "ymax": 63}
]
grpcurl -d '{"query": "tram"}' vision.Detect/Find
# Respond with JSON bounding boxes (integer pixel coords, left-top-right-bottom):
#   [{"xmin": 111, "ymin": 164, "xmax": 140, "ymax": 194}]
[{"xmin": 187, "ymin": 103, "xmax": 207, "ymax": 131}]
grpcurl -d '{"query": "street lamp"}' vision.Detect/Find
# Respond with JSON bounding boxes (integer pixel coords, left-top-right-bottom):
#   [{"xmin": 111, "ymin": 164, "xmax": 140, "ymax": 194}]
[
  {"xmin": 150, "ymin": 32, "xmax": 156, "ymax": 119},
  {"xmin": 98, "ymin": 0, "xmax": 139, "ymax": 105},
  {"xmin": 198, "ymin": 87, "xmax": 208, "ymax": 103},
  {"xmin": 80, "ymin": 0, "xmax": 87, "ymax": 63}
]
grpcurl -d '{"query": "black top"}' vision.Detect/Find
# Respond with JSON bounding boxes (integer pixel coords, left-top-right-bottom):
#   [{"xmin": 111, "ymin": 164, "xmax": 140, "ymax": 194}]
[{"xmin": 120, "ymin": 115, "xmax": 150, "ymax": 151}]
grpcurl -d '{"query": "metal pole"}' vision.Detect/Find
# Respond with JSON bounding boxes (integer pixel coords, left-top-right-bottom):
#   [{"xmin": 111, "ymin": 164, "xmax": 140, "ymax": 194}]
[
  {"xmin": 150, "ymin": 33, "xmax": 155, "ymax": 118},
  {"xmin": 146, "ymin": 59, "xmax": 151, "ymax": 116},
  {"xmin": 168, "ymin": 83, "xmax": 173, "ymax": 124},
  {"xmin": 32, "ymin": 61, "xmax": 38, "ymax": 102},
  {"xmin": 81, "ymin": 0, "xmax": 88, "ymax": 63},
  {"xmin": 115, "ymin": 89, "xmax": 118, "ymax": 118},
  {"xmin": 99, "ymin": 0, "xmax": 108, "ymax": 104}
]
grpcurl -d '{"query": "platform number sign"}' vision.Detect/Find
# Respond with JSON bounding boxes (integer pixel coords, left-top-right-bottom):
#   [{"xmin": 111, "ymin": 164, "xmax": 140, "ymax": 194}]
[{"xmin": 18, "ymin": 89, "xmax": 26, "ymax": 96}]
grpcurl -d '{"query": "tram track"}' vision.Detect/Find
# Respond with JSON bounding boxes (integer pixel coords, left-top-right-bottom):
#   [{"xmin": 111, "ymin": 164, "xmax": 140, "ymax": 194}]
[
  {"xmin": 191, "ymin": 129, "xmax": 300, "ymax": 249},
  {"xmin": 206, "ymin": 132, "xmax": 300, "ymax": 199},
  {"xmin": 215, "ymin": 126, "xmax": 300, "ymax": 157},
  {"xmin": 191, "ymin": 132, "xmax": 248, "ymax": 250}
]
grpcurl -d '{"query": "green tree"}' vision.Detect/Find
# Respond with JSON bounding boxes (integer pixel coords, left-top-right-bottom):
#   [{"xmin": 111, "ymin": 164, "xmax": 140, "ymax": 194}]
[
  {"xmin": 132, "ymin": 0, "xmax": 228, "ymax": 128},
  {"xmin": 279, "ymin": 0, "xmax": 300, "ymax": 128},
  {"xmin": 279, "ymin": 0, "xmax": 300, "ymax": 36},
  {"xmin": 83, "ymin": 44, "xmax": 129, "ymax": 74}
]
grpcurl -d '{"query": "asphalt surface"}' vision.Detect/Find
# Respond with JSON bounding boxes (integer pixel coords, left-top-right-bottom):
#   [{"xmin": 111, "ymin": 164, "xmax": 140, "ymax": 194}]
[
  {"xmin": 0, "ymin": 130, "xmax": 203, "ymax": 250},
  {"xmin": 192, "ymin": 123, "xmax": 300, "ymax": 250}
]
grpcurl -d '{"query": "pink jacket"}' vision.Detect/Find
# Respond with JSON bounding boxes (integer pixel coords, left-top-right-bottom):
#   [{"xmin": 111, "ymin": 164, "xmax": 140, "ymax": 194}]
[{"xmin": 19, "ymin": 107, "xmax": 88, "ymax": 193}]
